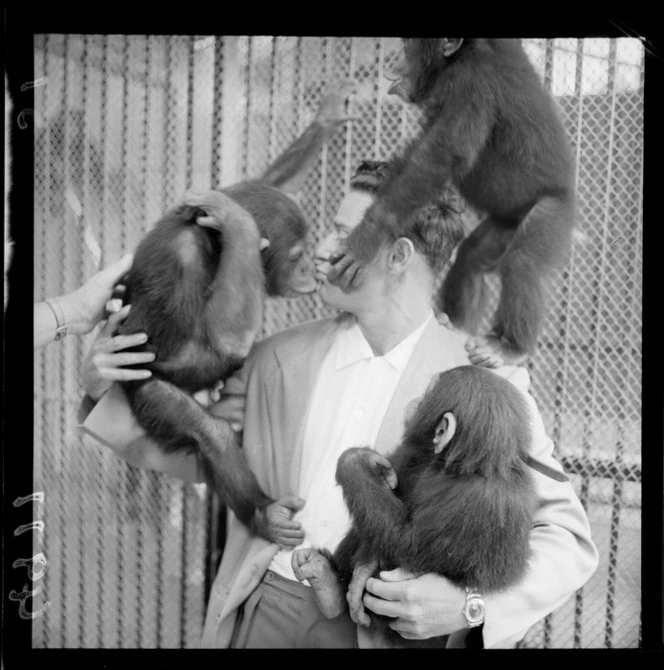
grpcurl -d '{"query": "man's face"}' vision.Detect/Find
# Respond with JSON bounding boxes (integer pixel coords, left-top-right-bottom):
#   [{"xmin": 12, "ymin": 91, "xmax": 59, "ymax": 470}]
[{"xmin": 315, "ymin": 189, "xmax": 380, "ymax": 310}]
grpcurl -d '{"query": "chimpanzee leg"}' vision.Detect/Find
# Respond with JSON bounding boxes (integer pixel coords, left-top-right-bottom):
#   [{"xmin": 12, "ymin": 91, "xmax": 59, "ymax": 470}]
[
  {"xmin": 440, "ymin": 216, "xmax": 517, "ymax": 335},
  {"xmin": 129, "ymin": 378, "xmax": 273, "ymax": 526},
  {"xmin": 291, "ymin": 547, "xmax": 347, "ymax": 618},
  {"xmin": 490, "ymin": 195, "xmax": 575, "ymax": 358}
]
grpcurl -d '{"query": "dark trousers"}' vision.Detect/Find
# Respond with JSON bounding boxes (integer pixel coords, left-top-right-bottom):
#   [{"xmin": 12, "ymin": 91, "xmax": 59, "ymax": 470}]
[{"xmin": 230, "ymin": 569, "xmax": 358, "ymax": 649}]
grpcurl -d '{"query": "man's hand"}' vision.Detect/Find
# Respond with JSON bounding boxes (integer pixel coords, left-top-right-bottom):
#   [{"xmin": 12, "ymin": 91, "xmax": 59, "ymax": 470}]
[
  {"xmin": 362, "ymin": 568, "xmax": 468, "ymax": 640},
  {"xmin": 61, "ymin": 253, "xmax": 134, "ymax": 335},
  {"xmin": 81, "ymin": 304, "xmax": 155, "ymax": 401},
  {"xmin": 315, "ymin": 79, "xmax": 359, "ymax": 128},
  {"xmin": 253, "ymin": 495, "xmax": 306, "ymax": 548}
]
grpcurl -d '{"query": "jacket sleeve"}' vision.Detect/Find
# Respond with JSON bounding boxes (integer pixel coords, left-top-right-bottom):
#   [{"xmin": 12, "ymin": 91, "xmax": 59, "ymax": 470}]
[
  {"xmin": 480, "ymin": 367, "xmax": 599, "ymax": 648},
  {"xmin": 76, "ymin": 384, "xmax": 203, "ymax": 483}
]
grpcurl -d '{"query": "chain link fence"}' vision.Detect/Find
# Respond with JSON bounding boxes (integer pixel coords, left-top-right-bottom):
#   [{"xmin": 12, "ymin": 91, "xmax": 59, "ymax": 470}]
[{"xmin": 32, "ymin": 36, "xmax": 643, "ymax": 649}]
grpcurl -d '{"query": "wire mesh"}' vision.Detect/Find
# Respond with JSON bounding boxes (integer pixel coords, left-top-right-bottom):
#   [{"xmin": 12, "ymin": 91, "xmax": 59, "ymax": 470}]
[{"xmin": 33, "ymin": 36, "xmax": 643, "ymax": 649}]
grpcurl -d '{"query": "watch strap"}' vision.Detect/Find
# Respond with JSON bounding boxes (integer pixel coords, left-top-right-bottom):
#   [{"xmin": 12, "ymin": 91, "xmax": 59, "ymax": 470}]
[{"xmin": 45, "ymin": 298, "xmax": 68, "ymax": 341}]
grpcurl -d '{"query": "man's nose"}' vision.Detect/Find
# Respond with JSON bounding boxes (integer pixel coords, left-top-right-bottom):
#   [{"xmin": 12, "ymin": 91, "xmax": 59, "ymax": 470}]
[{"xmin": 315, "ymin": 234, "xmax": 336, "ymax": 260}]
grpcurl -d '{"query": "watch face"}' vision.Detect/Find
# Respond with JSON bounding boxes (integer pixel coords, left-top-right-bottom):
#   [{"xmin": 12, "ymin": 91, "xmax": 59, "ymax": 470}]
[{"xmin": 465, "ymin": 597, "xmax": 485, "ymax": 623}]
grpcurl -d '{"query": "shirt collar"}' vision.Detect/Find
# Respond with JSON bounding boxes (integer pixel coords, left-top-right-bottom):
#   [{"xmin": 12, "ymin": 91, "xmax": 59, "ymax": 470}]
[{"xmin": 335, "ymin": 310, "xmax": 434, "ymax": 372}]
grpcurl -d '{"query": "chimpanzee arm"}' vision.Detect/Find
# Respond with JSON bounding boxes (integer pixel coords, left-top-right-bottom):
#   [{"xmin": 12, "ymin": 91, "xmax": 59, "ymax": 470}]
[
  {"xmin": 335, "ymin": 447, "xmax": 409, "ymax": 560},
  {"xmin": 182, "ymin": 191, "xmax": 265, "ymax": 360},
  {"xmin": 260, "ymin": 80, "xmax": 357, "ymax": 196},
  {"xmin": 328, "ymin": 67, "xmax": 494, "ymax": 287}
]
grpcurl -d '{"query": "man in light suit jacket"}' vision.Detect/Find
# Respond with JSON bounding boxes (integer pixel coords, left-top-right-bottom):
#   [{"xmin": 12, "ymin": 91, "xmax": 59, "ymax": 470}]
[{"xmin": 78, "ymin": 161, "xmax": 598, "ymax": 649}]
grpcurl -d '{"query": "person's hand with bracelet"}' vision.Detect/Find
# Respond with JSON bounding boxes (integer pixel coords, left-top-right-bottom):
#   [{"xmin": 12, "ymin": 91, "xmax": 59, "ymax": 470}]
[{"xmin": 34, "ymin": 253, "xmax": 133, "ymax": 349}]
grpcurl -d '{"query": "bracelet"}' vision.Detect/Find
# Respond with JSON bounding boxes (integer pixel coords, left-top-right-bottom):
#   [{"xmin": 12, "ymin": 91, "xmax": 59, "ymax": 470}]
[{"xmin": 44, "ymin": 298, "xmax": 68, "ymax": 341}]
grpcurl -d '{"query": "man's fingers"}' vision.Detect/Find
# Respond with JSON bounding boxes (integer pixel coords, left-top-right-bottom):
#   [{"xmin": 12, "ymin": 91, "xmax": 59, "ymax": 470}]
[
  {"xmin": 95, "ymin": 351, "xmax": 155, "ymax": 369},
  {"xmin": 102, "ymin": 303, "xmax": 132, "ymax": 334},
  {"xmin": 376, "ymin": 567, "xmax": 417, "ymax": 582},
  {"xmin": 99, "ymin": 253, "xmax": 134, "ymax": 285},
  {"xmin": 98, "ymin": 367, "xmax": 152, "ymax": 382},
  {"xmin": 362, "ymin": 592, "xmax": 400, "ymax": 619},
  {"xmin": 103, "ymin": 333, "xmax": 150, "ymax": 353}
]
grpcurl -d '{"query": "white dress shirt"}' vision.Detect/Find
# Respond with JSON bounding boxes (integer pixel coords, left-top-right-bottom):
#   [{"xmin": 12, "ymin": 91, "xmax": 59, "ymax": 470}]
[{"xmin": 269, "ymin": 311, "xmax": 434, "ymax": 582}]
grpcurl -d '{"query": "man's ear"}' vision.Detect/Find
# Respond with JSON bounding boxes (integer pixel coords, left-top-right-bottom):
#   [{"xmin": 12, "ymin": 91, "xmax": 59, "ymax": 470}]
[
  {"xmin": 388, "ymin": 237, "xmax": 415, "ymax": 271},
  {"xmin": 433, "ymin": 411, "xmax": 457, "ymax": 454}
]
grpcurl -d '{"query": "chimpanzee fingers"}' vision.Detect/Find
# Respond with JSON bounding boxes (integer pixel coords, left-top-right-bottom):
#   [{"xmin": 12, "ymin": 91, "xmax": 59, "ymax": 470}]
[
  {"xmin": 275, "ymin": 532, "xmax": 305, "ymax": 548},
  {"xmin": 271, "ymin": 518, "xmax": 304, "ymax": 532},
  {"xmin": 348, "ymin": 263, "xmax": 368, "ymax": 289},
  {"xmin": 380, "ymin": 464, "xmax": 398, "ymax": 490},
  {"xmin": 326, "ymin": 254, "xmax": 354, "ymax": 284},
  {"xmin": 276, "ymin": 495, "xmax": 306, "ymax": 514},
  {"xmin": 467, "ymin": 349, "xmax": 503, "ymax": 368},
  {"xmin": 347, "ymin": 590, "xmax": 371, "ymax": 628},
  {"xmin": 465, "ymin": 337, "xmax": 504, "ymax": 368}
]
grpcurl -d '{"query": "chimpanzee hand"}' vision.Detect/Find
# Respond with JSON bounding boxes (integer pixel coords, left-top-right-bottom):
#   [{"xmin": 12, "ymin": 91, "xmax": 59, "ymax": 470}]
[
  {"xmin": 326, "ymin": 251, "xmax": 369, "ymax": 290},
  {"xmin": 315, "ymin": 79, "xmax": 359, "ymax": 129},
  {"xmin": 253, "ymin": 495, "xmax": 306, "ymax": 548},
  {"xmin": 465, "ymin": 336, "xmax": 506, "ymax": 369},
  {"xmin": 81, "ymin": 304, "xmax": 156, "ymax": 401},
  {"xmin": 346, "ymin": 559, "xmax": 379, "ymax": 627},
  {"xmin": 337, "ymin": 447, "xmax": 398, "ymax": 490},
  {"xmin": 208, "ymin": 393, "xmax": 245, "ymax": 433}
]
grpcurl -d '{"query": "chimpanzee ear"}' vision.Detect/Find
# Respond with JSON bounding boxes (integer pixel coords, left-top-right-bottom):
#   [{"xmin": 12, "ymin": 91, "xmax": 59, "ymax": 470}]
[
  {"xmin": 441, "ymin": 39, "xmax": 464, "ymax": 58},
  {"xmin": 433, "ymin": 411, "xmax": 457, "ymax": 454}
]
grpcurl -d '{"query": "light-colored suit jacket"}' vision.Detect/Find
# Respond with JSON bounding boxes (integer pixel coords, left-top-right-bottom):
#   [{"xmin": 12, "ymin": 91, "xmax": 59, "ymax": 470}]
[{"xmin": 79, "ymin": 314, "xmax": 598, "ymax": 649}]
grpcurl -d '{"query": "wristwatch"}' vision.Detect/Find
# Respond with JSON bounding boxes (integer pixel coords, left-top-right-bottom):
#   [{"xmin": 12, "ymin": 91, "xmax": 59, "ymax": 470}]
[{"xmin": 462, "ymin": 586, "xmax": 485, "ymax": 628}]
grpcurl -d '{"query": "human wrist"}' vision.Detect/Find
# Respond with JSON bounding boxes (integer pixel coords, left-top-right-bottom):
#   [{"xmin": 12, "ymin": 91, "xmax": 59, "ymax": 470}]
[
  {"xmin": 56, "ymin": 291, "xmax": 91, "ymax": 335},
  {"xmin": 42, "ymin": 297, "xmax": 71, "ymax": 340},
  {"xmin": 461, "ymin": 586, "xmax": 486, "ymax": 629}
]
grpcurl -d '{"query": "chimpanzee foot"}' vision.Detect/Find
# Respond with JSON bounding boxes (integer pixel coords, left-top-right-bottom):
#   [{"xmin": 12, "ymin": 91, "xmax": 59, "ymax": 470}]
[
  {"xmin": 466, "ymin": 335, "xmax": 530, "ymax": 368},
  {"xmin": 291, "ymin": 548, "xmax": 347, "ymax": 618}
]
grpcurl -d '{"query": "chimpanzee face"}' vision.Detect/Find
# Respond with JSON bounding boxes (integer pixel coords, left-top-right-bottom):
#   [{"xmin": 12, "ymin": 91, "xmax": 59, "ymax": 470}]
[
  {"xmin": 281, "ymin": 241, "xmax": 317, "ymax": 298},
  {"xmin": 385, "ymin": 41, "xmax": 415, "ymax": 103}
]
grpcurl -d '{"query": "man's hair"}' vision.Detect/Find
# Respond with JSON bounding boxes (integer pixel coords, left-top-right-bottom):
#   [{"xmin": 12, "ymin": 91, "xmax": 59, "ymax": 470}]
[{"xmin": 349, "ymin": 161, "xmax": 466, "ymax": 274}]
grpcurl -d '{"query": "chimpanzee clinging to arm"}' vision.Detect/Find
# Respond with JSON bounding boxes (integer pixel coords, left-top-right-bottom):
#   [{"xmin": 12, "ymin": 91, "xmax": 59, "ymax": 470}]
[
  {"xmin": 97, "ymin": 80, "xmax": 358, "ymax": 537},
  {"xmin": 292, "ymin": 365, "xmax": 539, "ymax": 648},
  {"xmin": 327, "ymin": 39, "xmax": 576, "ymax": 367}
]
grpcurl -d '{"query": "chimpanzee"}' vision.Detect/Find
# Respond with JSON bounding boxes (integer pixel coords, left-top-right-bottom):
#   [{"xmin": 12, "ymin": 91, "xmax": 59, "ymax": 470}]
[
  {"xmin": 327, "ymin": 39, "xmax": 576, "ymax": 366},
  {"xmin": 115, "ymin": 81, "xmax": 357, "ymax": 534},
  {"xmin": 291, "ymin": 365, "xmax": 539, "ymax": 647}
]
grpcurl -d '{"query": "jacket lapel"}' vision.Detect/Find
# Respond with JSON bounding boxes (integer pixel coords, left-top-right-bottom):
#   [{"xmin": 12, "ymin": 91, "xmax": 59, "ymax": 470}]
[
  {"xmin": 271, "ymin": 317, "xmax": 342, "ymax": 493},
  {"xmin": 374, "ymin": 320, "xmax": 470, "ymax": 455}
]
